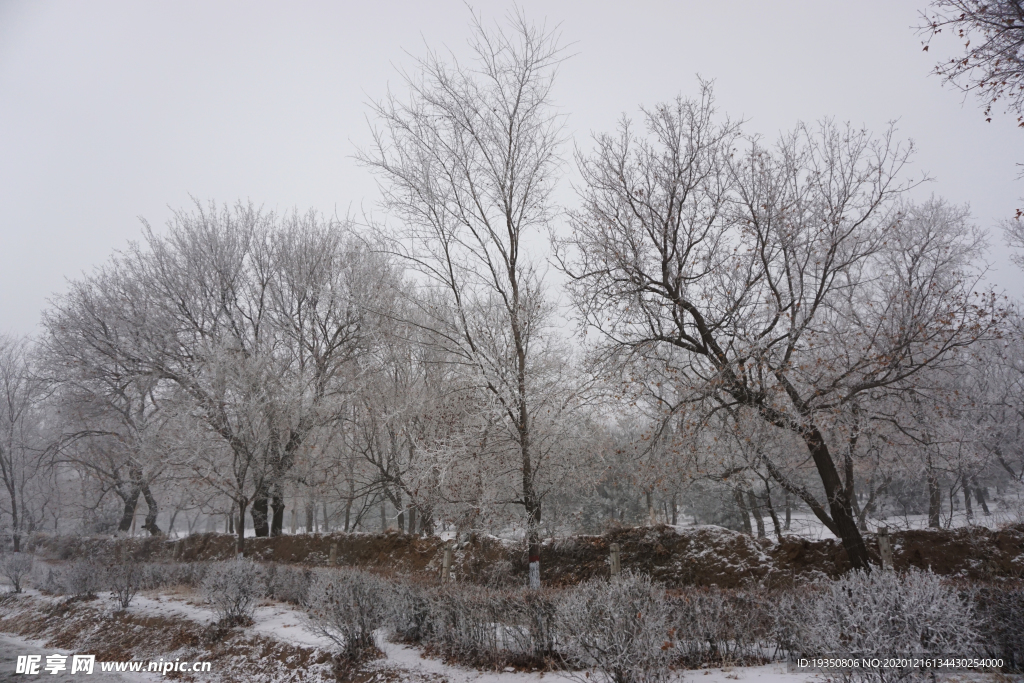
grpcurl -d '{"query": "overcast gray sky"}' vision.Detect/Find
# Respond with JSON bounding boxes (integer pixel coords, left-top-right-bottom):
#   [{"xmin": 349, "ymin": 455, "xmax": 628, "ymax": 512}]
[{"xmin": 1, "ymin": 0, "xmax": 1021, "ymax": 337}]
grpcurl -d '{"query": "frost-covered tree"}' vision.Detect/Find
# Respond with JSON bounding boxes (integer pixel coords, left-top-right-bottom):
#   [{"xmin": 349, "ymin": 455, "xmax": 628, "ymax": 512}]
[{"xmin": 558, "ymin": 84, "xmax": 1001, "ymax": 569}]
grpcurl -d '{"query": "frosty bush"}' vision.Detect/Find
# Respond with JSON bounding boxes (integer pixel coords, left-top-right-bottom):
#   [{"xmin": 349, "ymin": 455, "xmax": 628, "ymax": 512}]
[
  {"xmin": 974, "ymin": 583, "xmax": 1024, "ymax": 672},
  {"xmin": 671, "ymin": 586, "xmax": 772, "ymax": 666},
  {"xmin": 556, "ymin": 572, "xmax": 675, "ymax": 683},
  {"xmin": 143, "ymin": 561, "xmax": 206, "ymax": 589},
  {"xmin": 787, "ymin": 569, "xmax": 978, "ymax": 683},
  {"xmin": 105, "ymin": 555, "xmax": 143, "ymax": 611},
  {"xmin": 387, "ymin": 578, "xmax": 434, "ymax": 644},
  {"xmin": 266, "ymin": 563, "xmax": 311, "ymax": 605},
  {"xmin": 305, "ymin": 568, "xmax": 389, "ymax": 663},
  {"xmin": 0, "ymin": 552, "xmax": 33, "ymax": 593},
  {"xmin": 417, "ymin": 584, "xmax": 554, "ymax": 668},
  {"xmin": 202, "ymin": 557, "xmax": 266, "ymax": 626},
  {"xmin": 60, "ymin": 557, "xmax": 106, "ymax": 597}
]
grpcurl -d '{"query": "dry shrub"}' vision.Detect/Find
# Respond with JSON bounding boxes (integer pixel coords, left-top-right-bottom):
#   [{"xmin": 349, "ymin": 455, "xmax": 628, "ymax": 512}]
[
  {"xmin": 418, "ymin": 583, "xmax": 558, "ymax": 669},
  {"xmin": 974, "ymin": 583, "xmax": 1024, "ymax": 672},
  {"xmin": 0, "ymin": 552, "xmax": 33, "ymax": 593},
  {"xmin": 266, "ymin": 563, "xmax": 311, "ymax": 604},
  {"xmin": 783, "ymin": 569, "xmax": 977, "ymax": 683},
  {"xmin": 305, "ymin": 567, "xmax": 389, "ymax": 665},
  {"xmin": 670, "ymin": 585, "xmax": 774, "ymax": 666},
  {"xmin": 555, "ymin": 572, "xmax": 674, "ymax": 683},
  {"xmin": 59, "ymin": 557, "xmax": 106, "ymax": 597},
  {"xmin": 388, "ymin": 577, "xmax": 435, "ymax": 644},
  {"xmin": 104, "ymin": 554, "xmax": 143, "ymax": 610},
  {"xmin": 201, "ymin": 557, "xmax": 266, "ymax": 626}
]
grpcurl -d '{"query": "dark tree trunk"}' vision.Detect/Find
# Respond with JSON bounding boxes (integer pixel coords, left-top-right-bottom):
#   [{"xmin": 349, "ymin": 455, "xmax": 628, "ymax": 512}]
[
  {"xmin": 734, "ymin": 489, "xmax": 753, "ymax": 535},
  {"xmin": 763, "ymin": 484, "xmax": 782, "ymax": 540},
  {"xmin": 236, "ymin": 500, "xmax": 247, "ymax": 555},
  {"xmin": 251, "ymin": 481, "xmax": 270, "ymax": 537},
  {"xmin": 270, "ymin": 484, "xmax": 285, "ymax": 537},
  {"xmin": 117, "ymin": 487, "xmax": 141, "ymax": 532},
  {"xmin": 671, "ymin": 492, "xmax": 678, "ymax": 525},
  {"xmin": 928, "ymin": 468, "xmax": 942, "ymax": 528},
  {"xmin": 784, "ymin": 489, "xmax": 791, "ymax": 531},
  {"xmin": 140, "ymin": 483, "xmax": 162, "ymax": 535},
  {"xmin": 305, "ymin": 502, "xmax": 314, "ymax": 534},
  {"xmin": 747, "ymin": 490, "xmax": 766, "ymax": 538},
  {"xmin": 801, "ymin": 428, "xmax": 871, "ymax": 570},
  {"xmin": 963, "ymin": 481, "xmax": 974, "ymax": 521},
  {"xmin": 973, "ymin": 477, "xmax": 990, "ymax": 515},
  {"xmin": 407, "ymin": 506, "xmax": 417, "ymax": 534},
  {"xmin": 419, "ymin": 506, "xmax": 435, "ymax": 535}
]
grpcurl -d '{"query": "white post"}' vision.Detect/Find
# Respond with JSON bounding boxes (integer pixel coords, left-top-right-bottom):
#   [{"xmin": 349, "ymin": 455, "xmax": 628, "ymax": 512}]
[
  {"xmin": 442, "ymin": 541, "xmax": 454, "ymax": 582},
  {"xmin": 877, "ymin": 526, "xmax": 894, "ymax": 570}
]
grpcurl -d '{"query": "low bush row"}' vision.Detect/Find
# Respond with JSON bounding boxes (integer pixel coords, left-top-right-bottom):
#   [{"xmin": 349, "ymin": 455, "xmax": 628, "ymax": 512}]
[{"xmin": 8, "ymin": 553, "xmax": 1022, "ymax": 683}]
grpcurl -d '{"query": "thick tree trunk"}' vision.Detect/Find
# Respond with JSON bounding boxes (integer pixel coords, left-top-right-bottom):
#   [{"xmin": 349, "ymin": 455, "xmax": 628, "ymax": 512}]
[
  {"xmin": 251, "ymin": 481, "xmax": 270, "ymax": 537},
  {"xmin": 963, "ymin": 481, "xmax": 974, "ymax": 522},
  {"xmin": 670, "ymin": 492, "xmax": 678, "ymax": 525},
  {"xmin": 747, "ymin": 490, "xmax": 766, "ymax": 538},
  {"xmin": 140, "ymin": 483, "xmax": 162, "ymax": 535},
  {"xmin": 305, "ymin": 501, "xmax": 314, "ymax": 534},
  {"xmin": 802, "ymin": 428, "xmax": 871, "ymax": 571},
  {"xmin": 973, "ymin": 478, "xmax": 990, "ymax": 516},
  {"xmin": 734, "ymin": 489, "xmax": 753, "ymax": 535},
  {"xmin": 117, "ymin": 487, "xmax": 141, "ymax": 533},
  {"xmin": 407, "ymin": 506, "xmax": 417, "ymax": 535},
  {"xmin": 270, "ymin": 484, "xmax": 285, "ymax": 537}
]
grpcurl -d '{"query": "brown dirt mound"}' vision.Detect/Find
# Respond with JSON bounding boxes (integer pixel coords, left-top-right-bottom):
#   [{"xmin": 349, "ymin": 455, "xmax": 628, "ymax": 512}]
[{"xmin": 25, "ymin": 523, "xmax": 1024, "ymax": 587}]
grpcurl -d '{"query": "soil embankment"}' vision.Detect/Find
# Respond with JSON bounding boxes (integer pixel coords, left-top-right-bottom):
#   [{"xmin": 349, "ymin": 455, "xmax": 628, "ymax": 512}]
[{"xmin": 25, "ymin": 523, "xmax": 1024, "ymax": 587}]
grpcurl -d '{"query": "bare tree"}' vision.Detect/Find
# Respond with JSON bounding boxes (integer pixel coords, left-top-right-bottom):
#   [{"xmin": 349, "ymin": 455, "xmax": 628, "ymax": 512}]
[
  {"xmin": 44, "ymin": 202, "xmax": 387, "ymax": 553},
  {"xmin": 919, "ymin": 0, "xmax": 1024, "ymax": 124},
  {"xmin": 558, "ymin": 86, "xmax": 1001, "ymax": 569},
  {"xmin": 360, "ymin": 11, "xmax": 568, "ymax": 587},
  {"xmin": 0, "ymin": 335, "xmax": 46, "ymax": 552}
]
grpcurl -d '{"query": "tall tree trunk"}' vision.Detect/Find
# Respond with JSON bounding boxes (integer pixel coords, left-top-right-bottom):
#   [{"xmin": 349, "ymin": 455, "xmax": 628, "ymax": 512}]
[
  {"xmin": 963, "ymin": 480, "xmax": 974, "ymax": 522},
  {"xmin": 419, "ymin": 505, "xmax": 435, "ymax": 536},
  {"xmin": 784, "ymin": 489, "xmax": 792, "ymax": 531},
  {"xmin": 117, "ymin": 487, "xmax": 141, "ymax": 532},
  {"xmin": 305, "ymin": 501, "xmax": 314, "ymax": 534},
  {"xmin": 407, "ymin": 506, "xmax": 416, "ymax": 535},
  {"xmin": 140, "ymin": 483, "xmax": 162, "ymax": 535},
  {"xmin": 973, "ymin": 478, "xmax": 990, "ymax": 516},
  {"xmin": 747, "ymin": 490, "xmax": 766, "ymax": 538},
  {"xmin": 526, "ymin": 497, "xmax": 542, "ymax": 589},
  {"xmin": 4, "ymin": 479, "xmax": 21, "ymax": 551},
  {"xmin": 270, "ymin": 483, "xmax": 285, "ymax": 537},
  {"xmin": 236, "ymin": 500, "xmax": 247, "ymax": 555},
  {"xmin": 762, "ymin": 484, "xmax": 782, "ymax": 540},
  {"xmin": 251, "ymin": 482, "xmax": 270, "ymax": 537},
  {"xmin": 734, "ymin": 489, "xmax": 753, "ymax": 535},
  {"xmin": 801, "ymin": 428, "xmax": 871, "ymax": 570},
  {"xmin": 670, "ymin": 491, "xmax": 678, "ymax": 525},
  {"xmin": 927, "ymin": 466, "xmax": 942, "ymax": 528}
]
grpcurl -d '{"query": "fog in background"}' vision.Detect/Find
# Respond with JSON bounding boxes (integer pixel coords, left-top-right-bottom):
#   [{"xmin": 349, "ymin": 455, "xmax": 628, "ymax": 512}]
[{"xmin": 1, "ymin": 0, "xmax": 1021, "ymax": 336}]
